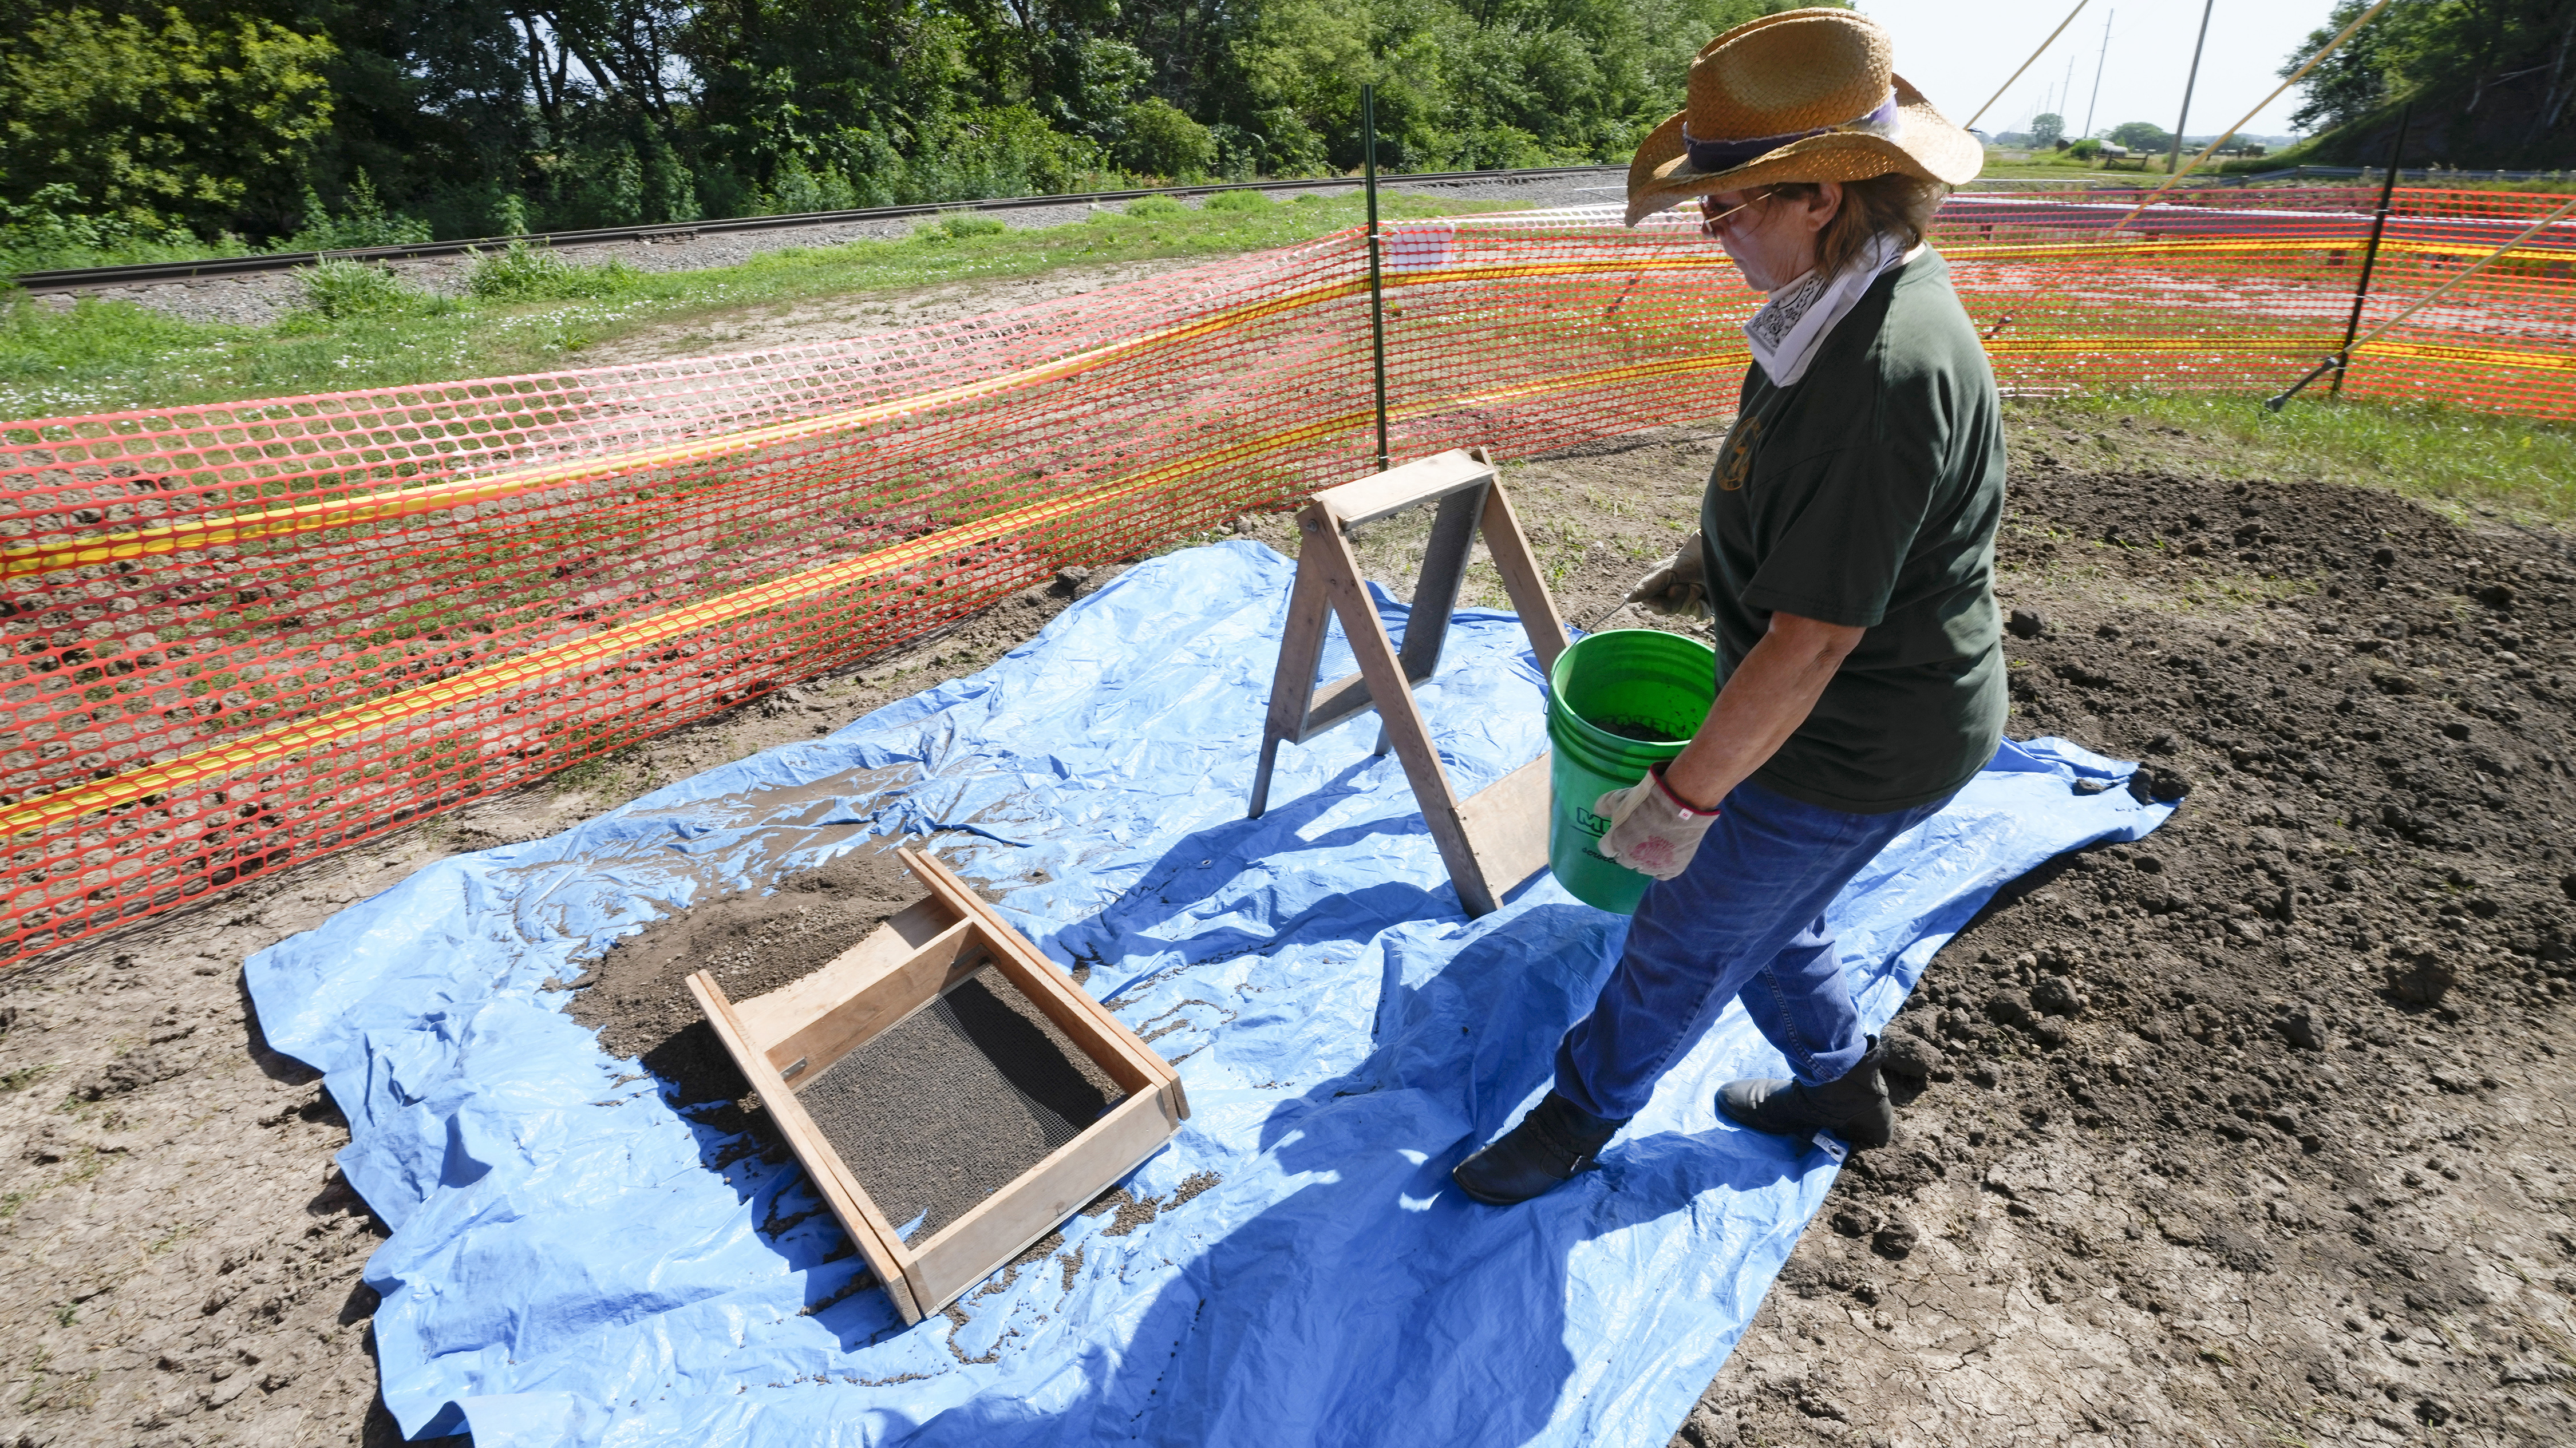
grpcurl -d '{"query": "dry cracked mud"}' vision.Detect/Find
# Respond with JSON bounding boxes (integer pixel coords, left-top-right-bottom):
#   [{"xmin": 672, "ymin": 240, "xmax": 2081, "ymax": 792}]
[{"xmin": 2, "ymin": 408, "xmax": 2570, "ymax": 1447}]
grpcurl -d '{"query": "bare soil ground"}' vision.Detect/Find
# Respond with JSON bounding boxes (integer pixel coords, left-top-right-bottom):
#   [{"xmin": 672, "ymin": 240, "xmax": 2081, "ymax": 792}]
[
  {"xmin": 3, "ymin": 409, "xmax": 2572, "ymax": 1447},
  {"xmin": 1674, "ymin": 422, "xmax": 2576, "ymax": 1448}
]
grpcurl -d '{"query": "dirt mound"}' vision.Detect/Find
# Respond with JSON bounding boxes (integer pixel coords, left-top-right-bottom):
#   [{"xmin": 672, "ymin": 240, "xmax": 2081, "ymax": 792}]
[
  {"xmin": 1680, "ymin": 449, "xmax": 2576, "ymax": 1446},
  {"xmin": 561, "ymin": 838, "xmax": 928, "ymax": 1107}
]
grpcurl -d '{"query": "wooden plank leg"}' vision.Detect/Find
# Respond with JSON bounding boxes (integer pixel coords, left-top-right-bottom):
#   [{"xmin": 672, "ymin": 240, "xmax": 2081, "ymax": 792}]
[
  {"xmin": 1250, "ymin": 516, "xmax": 1336, "ymax": 818},
  {"xmin": 1476, "ymin": 465, "xmax": 1572, "ymax": 675},
  {"xmin": 1307, "ymin": 515, "xmax": 1498, "ymax": 916},
  {"xmin": 1400, "ymin": 480, "xmax": 1490, "ymax": 682},
  {"xmin": 1373, "ymin": 480, "xmax": 1488, "ymax": 757}
]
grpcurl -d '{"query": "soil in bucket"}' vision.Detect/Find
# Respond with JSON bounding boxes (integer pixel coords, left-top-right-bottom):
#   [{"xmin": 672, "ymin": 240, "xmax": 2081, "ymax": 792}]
[{"xmin": 1546, "ymin": 629, "xmax": 1716, "ymax": 913}]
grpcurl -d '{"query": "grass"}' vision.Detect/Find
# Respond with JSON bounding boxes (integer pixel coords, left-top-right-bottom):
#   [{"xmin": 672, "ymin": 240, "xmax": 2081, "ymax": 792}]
[
  {"xmin": 0, "ymin": 191, "xmax": 1506, "ymax": 420},
  {"xmin": 2010, "ymin": 391, "xmax": 2576, "ymax": 526}
]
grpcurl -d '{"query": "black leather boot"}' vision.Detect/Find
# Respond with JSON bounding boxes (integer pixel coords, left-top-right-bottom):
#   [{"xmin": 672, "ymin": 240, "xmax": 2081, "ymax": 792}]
[
  {"xmin": 1716, "ymin": 1036, "xmax": 1894, "ymax": 1149},
  {"xmin": 1452, "ymin": 1091, "xmax": 1629, "ymax": 1206}
]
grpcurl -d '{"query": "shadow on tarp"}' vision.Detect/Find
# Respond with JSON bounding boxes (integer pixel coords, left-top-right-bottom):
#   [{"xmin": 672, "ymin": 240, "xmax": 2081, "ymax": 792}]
[{"xmin": 240, "ymin": 541, "xmax": 2171, "ymax": 1447}]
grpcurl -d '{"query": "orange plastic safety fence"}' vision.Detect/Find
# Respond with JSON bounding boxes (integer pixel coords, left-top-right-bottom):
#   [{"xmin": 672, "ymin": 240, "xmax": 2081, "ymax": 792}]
[{"xmin": 1, "ymin": 186, "xmax": 2567, "ymax": 962}]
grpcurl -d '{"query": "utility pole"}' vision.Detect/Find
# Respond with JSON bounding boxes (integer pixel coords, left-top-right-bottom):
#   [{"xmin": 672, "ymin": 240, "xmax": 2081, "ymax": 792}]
[
  {"xmin": 2084, "ymin": 8, "xmax": 2113, "ymax": 137},
  {"xmin": 2167, "ymin": 0, "xmax": 2215, "ymax": 176}
]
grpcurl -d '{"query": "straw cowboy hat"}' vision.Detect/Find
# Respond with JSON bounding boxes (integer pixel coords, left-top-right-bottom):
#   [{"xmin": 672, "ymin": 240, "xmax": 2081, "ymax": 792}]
[{"xmin": 1626, "ymin": 7, "xmax": 1981, "ymax": 227}]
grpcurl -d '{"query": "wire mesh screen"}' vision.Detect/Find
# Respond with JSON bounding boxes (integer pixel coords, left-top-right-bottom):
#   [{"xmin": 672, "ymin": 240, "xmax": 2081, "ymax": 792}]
[{"xmin": 2, "ymin": 186, "xmax": 2568, "ymax": 962}]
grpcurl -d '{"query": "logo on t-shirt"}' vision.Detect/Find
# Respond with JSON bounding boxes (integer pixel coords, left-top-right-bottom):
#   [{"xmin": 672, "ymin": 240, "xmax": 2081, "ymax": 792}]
[{"xmin": 1719, "ymin": 414, "xmax": 1765, "ymax": 491}]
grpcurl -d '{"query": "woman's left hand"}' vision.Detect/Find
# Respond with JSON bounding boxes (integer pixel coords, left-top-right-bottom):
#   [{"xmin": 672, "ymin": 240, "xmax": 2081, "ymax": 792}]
[{"xmin": 1594, "ymin": 764, "xmax": 1721, "ymax": 880}]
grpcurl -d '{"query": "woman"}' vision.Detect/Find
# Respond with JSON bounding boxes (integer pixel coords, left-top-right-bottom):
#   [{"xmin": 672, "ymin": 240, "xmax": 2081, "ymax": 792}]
[{"xmin": 1454, "ymin": 8, "xmax": 2005, "ymax": 1205}]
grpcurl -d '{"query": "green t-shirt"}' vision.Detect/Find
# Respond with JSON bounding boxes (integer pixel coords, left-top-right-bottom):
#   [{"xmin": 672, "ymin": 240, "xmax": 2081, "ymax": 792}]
[{"xmin": 1698, "ymin": 248, "xmax": 2006, "ymax": 814}]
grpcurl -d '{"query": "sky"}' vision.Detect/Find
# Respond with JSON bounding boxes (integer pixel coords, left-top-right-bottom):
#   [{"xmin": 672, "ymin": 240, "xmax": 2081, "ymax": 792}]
[{"xmin": 1849, "ymin": 0, "xmax": 2347, "ymax": 141}]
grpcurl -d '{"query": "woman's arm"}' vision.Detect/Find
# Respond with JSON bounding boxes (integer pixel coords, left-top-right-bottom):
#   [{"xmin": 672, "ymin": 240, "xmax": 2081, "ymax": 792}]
[{"xmin": 1661, "ymin": 611, "xmax": 1864, "ymax": 812}]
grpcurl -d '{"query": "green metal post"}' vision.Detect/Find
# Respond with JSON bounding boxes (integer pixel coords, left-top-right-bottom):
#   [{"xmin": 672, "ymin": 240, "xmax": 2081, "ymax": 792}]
[
  {"xmin": 1362, "ymin": 84, "xmax": 1392, "ymax": 470},
  {"xmin": 2332, "ymin": 103, "xmax": 2411, "ymax": 398}
]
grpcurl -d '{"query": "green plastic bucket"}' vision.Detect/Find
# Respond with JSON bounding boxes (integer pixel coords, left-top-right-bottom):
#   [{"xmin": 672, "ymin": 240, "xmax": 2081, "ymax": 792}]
[{"xmin": 1546, "ymin": 629, "xmax": 1718, "ymax": 914}]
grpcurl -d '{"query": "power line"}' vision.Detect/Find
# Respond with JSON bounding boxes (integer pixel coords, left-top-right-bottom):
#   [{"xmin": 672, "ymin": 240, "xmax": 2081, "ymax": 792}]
[
  {"xmin": 1964, "ymin": 0, "xmax": 2091, "ymax": 130},
  {"xmin": 2116, "ymin": 0, "xmax": 2396, "ymax": 227}
]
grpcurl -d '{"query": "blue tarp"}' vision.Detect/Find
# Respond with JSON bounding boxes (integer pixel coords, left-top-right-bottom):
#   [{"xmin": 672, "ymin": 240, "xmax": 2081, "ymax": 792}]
[{"xmin": 246, "ymin": 541, "xmax": 2170, "ymax": 1446}]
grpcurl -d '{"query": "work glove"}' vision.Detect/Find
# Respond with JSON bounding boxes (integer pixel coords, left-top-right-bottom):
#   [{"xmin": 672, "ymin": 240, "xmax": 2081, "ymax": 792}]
[
  {"xmin": 1594, "ymin": 763, "xmax": 1720, "ymax": 881},
  {"xmin": 1624, "ymin": 531, "xmax": 1709, "ymax": 619}
]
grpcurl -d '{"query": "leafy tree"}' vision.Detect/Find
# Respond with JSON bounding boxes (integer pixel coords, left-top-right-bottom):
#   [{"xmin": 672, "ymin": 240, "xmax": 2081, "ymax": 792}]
[
  {"xmin": 2030, "ymin": 112, "xmax": 2064, "ymax": 147},
  {"xmin": 2285, "ymin": 0, "xmax": 2576, "ymax": 165},
  {"xmin": 0, "ymin": 0, "xmax": 1838, "ymax": 247},
  {"xmin": 1118, "ymin": 98, "xmax": 1218, "ymax": 180},
  {"xmin": 0, "ymin": 5, "xmax": 337, "ymax": 234},
  {"xmin": 2107, "ymin": 120, "xmax": 2171, "ymax": 153},
  {"xmin": 1223, "ymin": 0, "xmax": 1800, "ymax": 176}
]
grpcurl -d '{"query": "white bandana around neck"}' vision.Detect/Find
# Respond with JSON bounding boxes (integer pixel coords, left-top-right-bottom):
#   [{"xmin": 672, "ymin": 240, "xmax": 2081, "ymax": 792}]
[{"xmin": 1742, "ymin": 232, "xmax": 1914, "ymax": 387}]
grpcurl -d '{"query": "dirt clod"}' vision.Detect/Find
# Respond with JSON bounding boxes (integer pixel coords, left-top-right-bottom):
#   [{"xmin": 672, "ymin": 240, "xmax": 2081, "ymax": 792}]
[{"xmin": 1867, "ymin": 1218, "xmax": 1918, "ymax": 1260}]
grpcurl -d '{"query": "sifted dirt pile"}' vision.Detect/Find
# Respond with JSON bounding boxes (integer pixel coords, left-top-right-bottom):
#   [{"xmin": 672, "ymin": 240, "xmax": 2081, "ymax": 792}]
[
  {"xmin": 801, "ymin": 968, "xmax": 1123, "ymax": 1240},
  {"xmin": 562, "ymin": 836, "xmax": 930, "ymax": 1109}
]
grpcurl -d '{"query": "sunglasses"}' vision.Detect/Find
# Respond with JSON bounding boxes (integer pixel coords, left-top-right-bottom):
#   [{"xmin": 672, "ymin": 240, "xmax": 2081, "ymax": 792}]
[{"xmin": 1697, "ymin": 189, "xmax": 1776, "ymax": 232}]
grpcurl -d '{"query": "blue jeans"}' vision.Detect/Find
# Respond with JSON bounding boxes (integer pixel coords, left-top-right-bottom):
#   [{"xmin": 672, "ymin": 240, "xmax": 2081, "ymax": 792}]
[{"xmin": 1553, "ymin": 777, "xmax": 1953, "ymax": 1121}]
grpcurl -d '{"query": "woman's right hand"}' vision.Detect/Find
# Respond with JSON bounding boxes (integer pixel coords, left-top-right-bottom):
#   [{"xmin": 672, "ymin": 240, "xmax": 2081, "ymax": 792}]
[{"xmin": 1624, "ymin": 530, "xmax": 1709, "ymax": 619}]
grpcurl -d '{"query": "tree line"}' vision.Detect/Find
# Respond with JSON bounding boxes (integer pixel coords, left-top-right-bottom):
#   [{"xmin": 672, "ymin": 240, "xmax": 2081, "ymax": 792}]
[
  {"xmin": 0, "ymin": 0, "xmax": 1794, "ymax": 260},
  {"xmin": 2, "ymin": 0, "xmax": 2567, "ymax": 270}
]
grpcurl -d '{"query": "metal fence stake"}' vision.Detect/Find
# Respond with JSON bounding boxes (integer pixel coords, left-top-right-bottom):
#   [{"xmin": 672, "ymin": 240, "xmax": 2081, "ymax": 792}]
[
  {"xmin": 1362, "ymin": 84, "xmax": 1392, "ymax": 471},
  {"xmin": 2332, "ymin": 103, "xmax": 2411, "ymax": 398}
]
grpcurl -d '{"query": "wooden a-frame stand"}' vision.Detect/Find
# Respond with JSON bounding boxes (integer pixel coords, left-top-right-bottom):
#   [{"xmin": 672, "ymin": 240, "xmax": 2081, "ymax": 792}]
[{"xmin": 1248, "ymin": 448, "xmax": 1570, "ymax": 916}]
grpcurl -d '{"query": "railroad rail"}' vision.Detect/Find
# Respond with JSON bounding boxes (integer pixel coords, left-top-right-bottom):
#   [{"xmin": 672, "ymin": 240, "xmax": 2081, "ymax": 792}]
[{"xmin": 7, "ymin": 165, "xmax": 1626, "ymax": 291}]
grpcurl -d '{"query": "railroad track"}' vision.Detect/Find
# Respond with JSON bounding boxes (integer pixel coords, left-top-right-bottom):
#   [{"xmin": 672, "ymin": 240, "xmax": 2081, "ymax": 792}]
[{"xmin": 9, "ymin": 165, "xmax": 1625, "ymax": 292}]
